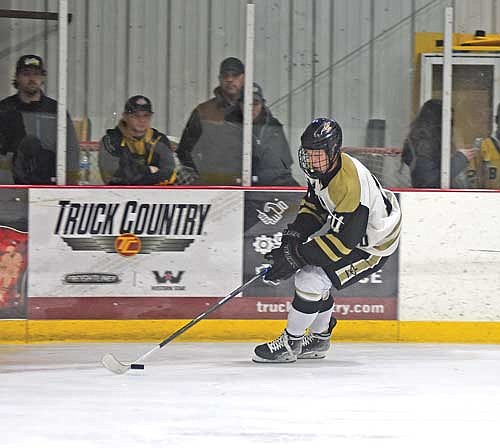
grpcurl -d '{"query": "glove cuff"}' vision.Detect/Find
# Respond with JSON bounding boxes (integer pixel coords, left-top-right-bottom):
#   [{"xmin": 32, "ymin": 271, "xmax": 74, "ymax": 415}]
[
  {"xmin": 282, "ymin": 227, "xmax": 306, "ymax": 244},
  {"xmin": 283, "ymin": 228, "xmax": 302, "ymax": 238},
  {"xmin": 283, "ymin": 242, "xmax": 307, "ymax": 270}
]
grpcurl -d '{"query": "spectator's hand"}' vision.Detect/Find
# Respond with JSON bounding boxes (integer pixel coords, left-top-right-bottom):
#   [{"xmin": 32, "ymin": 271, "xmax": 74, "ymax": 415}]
[
  {"xmin": 458, "ymin": 148, "xmax": 479, "ymax": 162},
  {"xmin": 13, "ymin": 144, "xmax": 55, "ymax": 184},
  {"xmin": 149, "ymin": 166, "xmax": 159, "ymax": 174},
  {"xmin": 115, "ymin": 150, "xmax": 150, "ymax": 184}
]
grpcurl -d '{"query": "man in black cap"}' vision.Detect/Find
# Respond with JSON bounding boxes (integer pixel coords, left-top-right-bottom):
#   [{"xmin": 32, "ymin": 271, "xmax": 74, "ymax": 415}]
[
  {"xmin": 176, "ymin": 57, "xmax": 246, "ymax": 185},
  {"xmin": 226, "ymin": 82, "xmax": 298, "ymax": 186},
  {"xmin": 98, "ymin": 95, "xmax": 176, "ymax": 185},
  {"xmin": 0, "ymin": 54, "xmax": 80, "ymax": 184}
]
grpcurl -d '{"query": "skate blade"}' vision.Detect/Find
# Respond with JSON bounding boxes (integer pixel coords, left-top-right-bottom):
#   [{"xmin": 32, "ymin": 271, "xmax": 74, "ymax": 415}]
[
  {"xmin": 252, "ymin": 354, "xmax": 297, "ymax": 363},
  {"xmin": 297, "ymin": 352, "xmax": 327, "ymax": 359}
]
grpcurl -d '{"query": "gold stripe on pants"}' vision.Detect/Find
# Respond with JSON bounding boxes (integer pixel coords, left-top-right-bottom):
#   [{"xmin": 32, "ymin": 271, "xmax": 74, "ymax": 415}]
[{"xmin": 336, "ymin": 254, "xmax": 382, "ymax": 286}]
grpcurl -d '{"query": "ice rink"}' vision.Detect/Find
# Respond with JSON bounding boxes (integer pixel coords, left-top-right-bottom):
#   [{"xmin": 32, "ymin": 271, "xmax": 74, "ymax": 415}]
[{"xmin": 1, "ymin": 341, "xmax": 499, "ymax": 448}]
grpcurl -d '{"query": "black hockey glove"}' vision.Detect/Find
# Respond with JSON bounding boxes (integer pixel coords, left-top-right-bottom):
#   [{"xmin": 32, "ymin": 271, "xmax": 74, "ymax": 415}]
[
  {"xmin": 264, "ymin": 240, "xmax": 307, "ymax": 282},
  {"xmin": 281, "ymin": 228, "xmax": 306, "ymax": 246}
]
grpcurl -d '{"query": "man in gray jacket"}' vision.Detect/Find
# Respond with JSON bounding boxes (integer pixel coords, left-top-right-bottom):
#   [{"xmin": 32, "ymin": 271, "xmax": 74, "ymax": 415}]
[
  {"xmin": 176, "ymin": 57, "xmax": 246, "ymax": 185},
  {"xmin": 226, "ymin": 83, "xmax": 298, "ymax": 186}
]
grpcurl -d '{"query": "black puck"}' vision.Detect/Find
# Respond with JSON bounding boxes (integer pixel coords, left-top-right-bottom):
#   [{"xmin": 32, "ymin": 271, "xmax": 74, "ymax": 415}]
[{"xmin": 130, "ymin": 364, "xmax": 144, "ymax": 369}]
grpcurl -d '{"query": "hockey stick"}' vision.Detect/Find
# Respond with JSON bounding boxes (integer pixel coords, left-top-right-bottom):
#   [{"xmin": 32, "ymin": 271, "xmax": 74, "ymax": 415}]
[{"xmin": 101, "ymin": 267, "xmax": 270, "ymax": 374}]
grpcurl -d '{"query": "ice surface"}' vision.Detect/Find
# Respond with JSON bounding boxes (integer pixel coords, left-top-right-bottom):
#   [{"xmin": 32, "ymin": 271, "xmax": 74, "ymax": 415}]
[{"xmin": 1, "ymin": 342, "xmax": 499, "ymax": 448}]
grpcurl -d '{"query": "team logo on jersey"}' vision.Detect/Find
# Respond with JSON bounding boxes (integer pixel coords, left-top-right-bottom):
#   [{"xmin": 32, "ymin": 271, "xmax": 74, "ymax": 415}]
[
  {"xmin": 256, "ymin": 199, "xmax": 289, "ymax": 225},
  {"xmin": 346, "ymin": 264, "xmax": 357, "ymax": 278},
  {"xmin": 331, "ymin": 214, "xmax": 345, "ymax": 233}
]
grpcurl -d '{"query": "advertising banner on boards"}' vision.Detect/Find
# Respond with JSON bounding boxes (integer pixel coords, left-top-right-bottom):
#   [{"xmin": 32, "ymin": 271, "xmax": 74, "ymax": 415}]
[
  {"xmin": 29, "ymin": 188, "xmax": 244, "ymax": 298},
  {"xmin": 27, "ymin": 188, "xmax": 399, "ymax": 321},
  {"xmin": 0, "ymin": 188, "xmax": 28, "ymax": 319},
  {"xmin": 242, "ymin": 191, "xmax": 399, "ymax": 320}
]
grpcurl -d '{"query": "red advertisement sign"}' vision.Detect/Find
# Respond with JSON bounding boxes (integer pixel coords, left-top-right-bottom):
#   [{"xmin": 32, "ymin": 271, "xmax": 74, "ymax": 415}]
[
  {"xmin": 0, "ymin": 226, "xmax": 28, "ymax": 314},
  {"xmin": 0, "ymin": 188, "xmax": 28, "ymax": 318}
]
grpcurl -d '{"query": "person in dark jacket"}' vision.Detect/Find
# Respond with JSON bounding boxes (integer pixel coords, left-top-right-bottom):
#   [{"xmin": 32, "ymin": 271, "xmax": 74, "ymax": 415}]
[
  {"xmin": 98, "ymin": 95, "xmax": 176, "ymax": 185},
  {"xmin": 402, "ymin": 99, "xmax": 474, "ymax": 188},
  {"xmin": 176, "ymin": 57, "xmax": 246, "ymax": 185},
  {"xmin": 0, "ymin": 54, "xmax": 80, "ymax": 184},
  {"xmin": 226, "ymin": 82, "xmax": 299, "ymax": 186}
]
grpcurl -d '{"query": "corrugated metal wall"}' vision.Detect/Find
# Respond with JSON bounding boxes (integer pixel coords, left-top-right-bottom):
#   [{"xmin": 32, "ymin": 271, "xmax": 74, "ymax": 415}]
[{"xmin": 1, "ymin": 0, "xmax": 499, "ymax": 154}]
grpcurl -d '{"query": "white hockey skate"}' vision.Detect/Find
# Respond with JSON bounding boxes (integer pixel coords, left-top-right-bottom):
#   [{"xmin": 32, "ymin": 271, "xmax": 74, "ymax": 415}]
[
  {"xmin": 298, "ymin": 316, "xmax": 337, "ymax": 359},
  {"xmin": 252, "ymin": 330, "xmax": 303, "ymax": 363}
]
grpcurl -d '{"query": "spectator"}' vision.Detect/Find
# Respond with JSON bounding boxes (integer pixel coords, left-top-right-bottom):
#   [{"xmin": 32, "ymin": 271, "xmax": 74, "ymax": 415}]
[
  {"xmin": 0, "ymin": 54, "xmax": 80, "ymax": 184},
  {"xmin": 473, "ymin": 102, "xmax": 500, "ymax": 189},
  {"xmin": 99, "ymin": 95, "xmax": 176, "ymax": 185},
  {"xmin": 176, "ymin": 57, "xmax": 245, "ymax": 185},
  {"xmin": 401, "ymin": 99, "xmax": 475, "ymax": 188},
  {"xmin": 226, "ymin": 82, "xmax": 299, "ymax": 186}
]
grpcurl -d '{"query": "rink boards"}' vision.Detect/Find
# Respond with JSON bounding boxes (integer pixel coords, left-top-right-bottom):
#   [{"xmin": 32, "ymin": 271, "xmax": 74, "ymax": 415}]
[{"xmin": 0, "ymin": 186, "xmax": 499, "ymax": 343}]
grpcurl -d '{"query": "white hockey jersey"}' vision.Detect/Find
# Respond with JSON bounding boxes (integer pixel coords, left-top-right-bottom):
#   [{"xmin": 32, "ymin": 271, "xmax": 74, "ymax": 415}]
[{"xmin": 291, "ymin": 153, "xmax": 401, "ymax": 267}]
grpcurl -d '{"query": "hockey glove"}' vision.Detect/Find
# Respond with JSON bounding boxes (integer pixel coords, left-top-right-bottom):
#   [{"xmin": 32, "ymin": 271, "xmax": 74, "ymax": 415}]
[
  {"xmin": 264, "ymin": 240, "xmax": 307, "ymax": 282},
  {"xmin": 280, "ymin": 228, "xmax": 306, "ymax": 245}
]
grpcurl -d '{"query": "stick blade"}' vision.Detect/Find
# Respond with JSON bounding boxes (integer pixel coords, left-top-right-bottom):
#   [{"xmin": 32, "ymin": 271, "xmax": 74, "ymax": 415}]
[{"xmin": 101, "ymin": 353, "xmax": 130, "ymax": 374}]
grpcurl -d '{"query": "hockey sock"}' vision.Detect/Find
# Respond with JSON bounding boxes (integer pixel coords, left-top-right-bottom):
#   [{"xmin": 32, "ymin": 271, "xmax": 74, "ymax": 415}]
[
  {"xmin": 309, "ymin": 295, "xmax": 334, "ymax": 334},
  {"xmin": 286, "ymin": 291, "xmax": 322, "ymax": 337}
]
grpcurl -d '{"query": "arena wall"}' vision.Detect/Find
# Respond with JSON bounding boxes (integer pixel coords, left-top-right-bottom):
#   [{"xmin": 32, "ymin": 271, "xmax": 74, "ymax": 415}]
[{"xmin": 0, "ymin": 187, "xmax": 499, "ymax": 344}]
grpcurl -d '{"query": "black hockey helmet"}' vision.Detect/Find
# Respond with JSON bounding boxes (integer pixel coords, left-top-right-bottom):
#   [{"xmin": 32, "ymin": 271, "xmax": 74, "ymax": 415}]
[{"xmin": 298, "ymin": 118, "xmax": 343, "ymax": 179}]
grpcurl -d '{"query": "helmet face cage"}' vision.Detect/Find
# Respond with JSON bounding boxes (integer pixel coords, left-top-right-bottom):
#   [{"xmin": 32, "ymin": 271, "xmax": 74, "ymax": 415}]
[
  {"xmin": 298, "ymin": 145, "xmax": 338, "ymax": 179},
  {"xmin": 298, "ymin": 118, "xmax": 342, "ymax": 178}
]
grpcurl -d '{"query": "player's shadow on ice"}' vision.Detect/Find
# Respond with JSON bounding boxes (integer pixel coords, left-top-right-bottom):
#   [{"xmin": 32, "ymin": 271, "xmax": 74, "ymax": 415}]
[{"xmin": 231, "ymin": 359, "xmax": 361, "ymax": 368}]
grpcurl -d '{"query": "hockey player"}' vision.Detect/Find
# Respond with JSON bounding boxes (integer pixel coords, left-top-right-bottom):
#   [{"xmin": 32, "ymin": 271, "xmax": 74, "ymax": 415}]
[{"xmin": 253, "ymin": 118, "xmax": 401, "ymax": 363}]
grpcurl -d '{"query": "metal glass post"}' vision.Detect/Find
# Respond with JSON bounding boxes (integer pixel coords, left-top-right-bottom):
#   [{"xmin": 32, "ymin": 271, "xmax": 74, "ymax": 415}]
[
  {"xmin": 57, "ymin": 0, "xmax": 68, "ymax": 185},
  {"xmin": 242, "ymin": 1, "xmax": 255, "ymax": 186},
  {"xmin": 441, "ymin": 7, "xmax": 453, "ymax": 189}
]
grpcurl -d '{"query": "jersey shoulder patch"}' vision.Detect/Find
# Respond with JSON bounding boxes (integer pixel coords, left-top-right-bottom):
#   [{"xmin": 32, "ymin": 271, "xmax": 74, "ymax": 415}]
[{"xmin": 327, "ymin": 154, "xmax": 361, "ymax": 213}]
